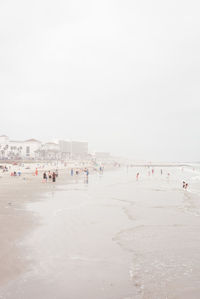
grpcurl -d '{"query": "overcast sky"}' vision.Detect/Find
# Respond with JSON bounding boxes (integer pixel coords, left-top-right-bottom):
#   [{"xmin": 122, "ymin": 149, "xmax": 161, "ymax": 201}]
[{"xmin": 0, "ymin": 0, "xmax": 199, "ymax": 161}]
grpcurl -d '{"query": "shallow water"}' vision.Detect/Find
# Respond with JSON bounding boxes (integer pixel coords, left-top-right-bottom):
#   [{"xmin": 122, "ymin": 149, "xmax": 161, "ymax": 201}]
[{"xmin": 1, "ymin": 167, "xmax": 200, "ymax": 299}]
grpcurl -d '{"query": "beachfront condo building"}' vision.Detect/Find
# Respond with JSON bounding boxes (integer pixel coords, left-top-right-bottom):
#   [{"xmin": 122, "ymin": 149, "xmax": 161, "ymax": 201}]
[
  {"xmin": 0, "ymin": 135, "xmax": 41, "ymax": 160},
  {"xmin": 0, "ymin": 135, "xmax": 89, "ymax": 161}
]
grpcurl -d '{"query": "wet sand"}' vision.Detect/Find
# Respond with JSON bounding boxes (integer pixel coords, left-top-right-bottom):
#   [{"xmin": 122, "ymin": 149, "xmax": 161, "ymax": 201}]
[
  {"xmin": 0, "ymin": 167, "xmax": 200, "ymax": 298},
  {"xmin": 0, "ymin": 170, "xmax": 75, "ymax": 286}
]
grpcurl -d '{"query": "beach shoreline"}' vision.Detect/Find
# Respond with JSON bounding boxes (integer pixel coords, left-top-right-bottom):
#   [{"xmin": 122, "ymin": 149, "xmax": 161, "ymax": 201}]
[
  {"xmin": 1, "ymin": 164, "xmax": 200, "ymax": 298},
  {"xmin": 0, "ymin": 163, "xmax": 119, "ymax": 287}
]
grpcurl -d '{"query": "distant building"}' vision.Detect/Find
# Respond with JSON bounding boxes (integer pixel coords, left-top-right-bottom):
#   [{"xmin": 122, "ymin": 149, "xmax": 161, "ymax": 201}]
[
  {"xmin": 36, "ymin": 142, "xmax": 60, "ymax": 160},
  {"xmin": 0, "ymin": 135, "xmax": 9, "ymax": 144},
  {"xmin": 58, "ymin": 140, "xmax": 88, "ymax": 159},
  {"xmin": 0, "ymin": 136, "xmax": 41, "ymax": 160},
  {"xmin": 71, "ymin": 141, "xmax": 88, "ymax": 159},
  {"xmin": 58, "ymin": 140, "xmax": 71, "ymax": 159},
  {"xmin": 0, "ymin": 135, "xmax": 90, "ymax": 161},
  {"xmin": 23, "ymin": 139, "xmax": 42, "ymax": 159}
]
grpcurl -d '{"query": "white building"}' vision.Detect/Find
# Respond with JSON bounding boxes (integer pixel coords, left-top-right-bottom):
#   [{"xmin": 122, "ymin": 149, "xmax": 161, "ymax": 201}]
[
  {"xmin": 23, "ymin": 139, "xmax": 42, "ymax": 159},
  {"xmin": 0, "ymin": 136, "xmax": 41, "ymax": 160},
  {"xmin": 36, "ymin": 142, "xmax": 60, "ymax": 160},
  {"xmin": 58, "ymin": 140, "xmax": 88, "ymax": 159},
  {"xmin": 58, "ymin": 140, "xmax": 71, "ymax": 160},
  {"xmin": 0, "ymin": 135, "xmax": 89, "ymax": 161}
]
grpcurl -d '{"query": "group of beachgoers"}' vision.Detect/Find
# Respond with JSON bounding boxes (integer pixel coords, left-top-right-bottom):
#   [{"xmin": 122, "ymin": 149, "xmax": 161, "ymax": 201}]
[
  {"xmin": 42, "ymin": 170, "xmax": 58, "ymax": 183},
  {"xmin": 70, "ymin": 168, "xmax": 89, "ymax": 177},
  {"xmin": 70, "ymin": 166, "xmax": 104, "ymax": 178},
  {"xmin": 135, "ymin": 167, "xmax": 190, "ymax": 190},
  {"xmin": 135, "ymin": 167, "xmax": 170, "ymax": 180},
  {"xmin": 10, "ymin": 171, "xmax": 21, "ymax": 176},
  {"xmin": 0, "ymin": 165, "xmax": 8, "ymax": 172},
  {"xmin": 183, "ymin": 181, "xmax": 189, "ymax": 190}
]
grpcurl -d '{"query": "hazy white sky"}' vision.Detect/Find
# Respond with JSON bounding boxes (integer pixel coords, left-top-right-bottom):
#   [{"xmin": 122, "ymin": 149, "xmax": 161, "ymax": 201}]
[{"xmin": 0, "ymin": 0, "xmax": 200, "ymax": 161}]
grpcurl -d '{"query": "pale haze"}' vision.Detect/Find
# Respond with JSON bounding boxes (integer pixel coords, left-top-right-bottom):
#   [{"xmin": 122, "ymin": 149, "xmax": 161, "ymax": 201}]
[{"xmin": 0, "ymin": 0, "xmax": 199, "ymax": 161}]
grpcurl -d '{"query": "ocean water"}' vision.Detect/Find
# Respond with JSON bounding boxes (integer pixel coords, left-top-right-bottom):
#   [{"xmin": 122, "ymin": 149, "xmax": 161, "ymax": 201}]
[{"xmin": 1, "ymin": 166, "xmax": 200, "ymax": 299}]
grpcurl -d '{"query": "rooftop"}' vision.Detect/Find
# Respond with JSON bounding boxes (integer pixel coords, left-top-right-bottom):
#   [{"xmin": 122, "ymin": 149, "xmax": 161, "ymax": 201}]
[{"xmin": 25, "ymin": 139, "xmax": 41, "ymax": 143}]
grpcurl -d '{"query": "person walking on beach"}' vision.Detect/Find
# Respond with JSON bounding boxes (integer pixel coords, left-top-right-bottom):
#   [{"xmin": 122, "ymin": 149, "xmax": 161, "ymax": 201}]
[
  {"xmin": 84, "ymin": 168, "xmax": 89, "ymax": 184},
  {"xmin": 136, "ymin": 172, "xmax": 139, "ymax": 180},
  {"xmin": 35, "ymin": 168, "xmax": 38, "ymax": 176},
  {"xmin": 152, "ymin": 169, "xmax": 154, "ymax": 175},
  {"xmin": 161, "ymin": 169, "xmax": 163, "ymax": 175},
  {"xmin": 43, "ymin": 172, "xmax": 47, "ymax": 183},
  {"xmin": 48, "ymin": 171, "xmax": 52, "ymax": 181},
  {"xmin": 52, "ymin": 172, "xmax": 56, "ymax": 183},
  {"xmin": 71, "ymin": 168, "xmax": 74, "ymax": 176}
]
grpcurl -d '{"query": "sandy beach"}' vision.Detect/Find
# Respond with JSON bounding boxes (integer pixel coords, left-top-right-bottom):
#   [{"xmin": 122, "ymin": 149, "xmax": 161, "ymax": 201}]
[
  {"xmin": 0, "ymin": 165, "xmax": 200, "ymax": 298},
  {"xmin": 0, "ymin": 168, "xmax": 72, "ymax": 285}
]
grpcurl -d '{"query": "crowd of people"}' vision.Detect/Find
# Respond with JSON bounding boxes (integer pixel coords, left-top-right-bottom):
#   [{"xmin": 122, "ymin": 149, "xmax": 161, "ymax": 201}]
[
  {"xmin": 1, "ymin": 163, "xmax": 191, "ymax": 191},
  {"xmin": 41, "ymin": 167, "xmax": 92, "ymax": 184},
  {"xmin": 42, "ymin": 170, "xmax": 58, "ymax": 183},
  {"xmin": 70, "ymin": 168, "xmax": 89, "ymax": 178}
]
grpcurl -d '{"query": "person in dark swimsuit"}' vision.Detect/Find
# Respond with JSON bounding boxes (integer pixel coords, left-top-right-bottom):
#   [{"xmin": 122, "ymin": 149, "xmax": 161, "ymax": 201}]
[{"xmin": 52, "ymin": 172, "xmax": 56, "ymax": 183}]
